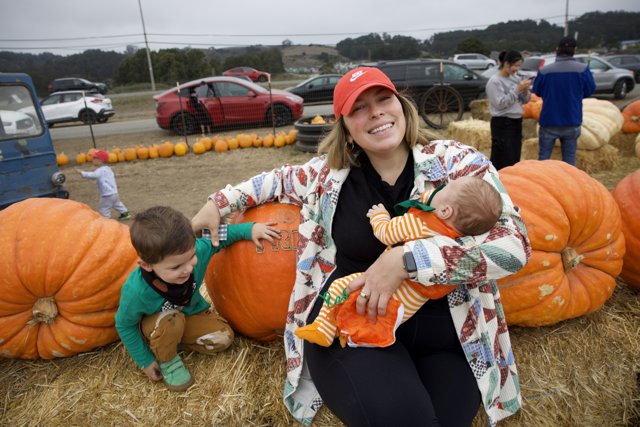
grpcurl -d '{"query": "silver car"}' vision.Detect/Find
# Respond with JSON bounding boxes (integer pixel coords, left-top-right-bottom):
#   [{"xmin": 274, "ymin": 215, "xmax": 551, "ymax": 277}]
[
  {"xmin": 452, "ymin": 53, "xmax": 497, "ymax": 70},
  {"xmin": 520, "ymin": 54, "xmax": 635, "ymax": 99}
]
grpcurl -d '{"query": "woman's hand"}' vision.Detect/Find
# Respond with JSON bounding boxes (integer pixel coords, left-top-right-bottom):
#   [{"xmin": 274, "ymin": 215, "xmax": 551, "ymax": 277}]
[
  {"xmin": 517, "ymin": 79, "xmax": 532, "ymax": 93},
  {"xmin": 251, "ymin": 222, "xmax": 282, "ymax": 250},
  {"xmin": 346, "ymin": 246, "xmax": 408, "ymax": 324},
  {"xmin": 191, "ymin": 199, "xmax": 222, "ymax": 246},
  {"xmin": 142, "ymin": 361, "xmax": 163, "ymax": 382}
]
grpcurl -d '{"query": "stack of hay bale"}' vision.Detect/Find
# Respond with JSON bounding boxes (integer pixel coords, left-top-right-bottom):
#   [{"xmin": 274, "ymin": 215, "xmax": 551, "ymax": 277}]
[{"xmin": 451, "ymin": 97, "xmax": 628, "ymax": 173}]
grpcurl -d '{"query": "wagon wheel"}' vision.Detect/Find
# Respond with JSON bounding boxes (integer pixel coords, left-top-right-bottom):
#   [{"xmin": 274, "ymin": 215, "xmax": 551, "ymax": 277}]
[{"xmin": 419, "ymin": 86, "xmax": 464, "ymax": 129}]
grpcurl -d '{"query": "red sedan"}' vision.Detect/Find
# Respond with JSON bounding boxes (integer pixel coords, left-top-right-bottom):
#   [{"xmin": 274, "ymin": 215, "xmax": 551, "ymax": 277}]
[
  {"xmin": 153, "ymin": 76, "xmax": 304, "ymax": 134},
  {"xmin": 222, "ymin": 67, "xmax": 271, "ymax": 83}
]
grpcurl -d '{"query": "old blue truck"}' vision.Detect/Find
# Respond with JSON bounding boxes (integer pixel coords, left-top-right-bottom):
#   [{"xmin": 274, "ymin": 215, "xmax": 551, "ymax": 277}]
[{"xmin": 0, "ymin": 73, "xmax": 68, "ymax": 209}]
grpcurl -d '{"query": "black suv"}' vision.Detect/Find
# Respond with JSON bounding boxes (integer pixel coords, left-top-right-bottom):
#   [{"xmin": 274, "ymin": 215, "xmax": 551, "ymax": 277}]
[
  {"xmin": 48, "ymin": 77, "xmax": 108, "ymax": 95},
  {"xmin": 366, "ymin": 59, "xmax": 488, "ymax": 128}
]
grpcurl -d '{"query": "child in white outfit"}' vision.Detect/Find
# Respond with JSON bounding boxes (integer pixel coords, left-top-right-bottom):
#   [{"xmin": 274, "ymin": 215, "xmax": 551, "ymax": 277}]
[{"xmin": 76, "ymin": 149, "xmax": 131, "ymax": 220}]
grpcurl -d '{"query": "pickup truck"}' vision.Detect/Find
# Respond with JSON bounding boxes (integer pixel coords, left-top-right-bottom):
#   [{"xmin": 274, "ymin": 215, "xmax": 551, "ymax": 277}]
[{"xmin": 0, "ymin": 73, "xmax": 68, "ymax": 209}]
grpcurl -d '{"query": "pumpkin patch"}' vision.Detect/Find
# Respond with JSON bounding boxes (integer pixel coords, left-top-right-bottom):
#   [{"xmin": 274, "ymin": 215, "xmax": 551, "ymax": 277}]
[{"xmin": 0, "ymin": 198, "xmax": 138, "ymax": 359}]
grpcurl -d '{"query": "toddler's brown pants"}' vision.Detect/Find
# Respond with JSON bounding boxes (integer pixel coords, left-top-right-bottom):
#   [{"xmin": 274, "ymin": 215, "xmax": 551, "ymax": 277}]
[{"xmin": 141, "ymin": 309, "xmax": 234, "ymax": 362}]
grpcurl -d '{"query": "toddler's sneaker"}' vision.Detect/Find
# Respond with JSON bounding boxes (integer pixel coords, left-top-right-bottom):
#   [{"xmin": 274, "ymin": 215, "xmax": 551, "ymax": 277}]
[
  {"xmin": 159, "ymin": 354, "xmax": 194, "ymax": 391},
  {"xmin": 118, "ymin": 212, "xmax": 132, "ymax": 221}
]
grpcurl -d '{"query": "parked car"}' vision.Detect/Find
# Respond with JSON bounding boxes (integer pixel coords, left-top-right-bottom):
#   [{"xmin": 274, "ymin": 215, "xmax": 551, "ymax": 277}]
[
  {"xmin": 1, "ymin": 73, "xmax": 68, "ymax": 209},
  {"xmin": 518, "ymin": 54, "xmax": 635, "ymax": 99},
  {"xmin": 603, "ymin": 54, "xmax": 640, "ymax": 83},
  {"xmin": 368, "ymin": 59, "xmax": 488, "ymax": 109},
  {"xmin": 48, "ymin": 77, "xmax": 108, "ymax": 95},
  {"xmin": 153, "ymin": 76, "xmax": 304, "ymax": 134},
  {"xmin": 452, "ymin": 53, "xmax": 497, "ymax": 70},
  {"xmin": 22, "ymin": 91, "xmax": 115, "ymax": 127},
  {"xmin": 285, "ymin": 74, "xmax": 342, "ymax": 103},
  {"xmin": 222, "ymin": 67, "xmax": 270, "ymax": 83}
]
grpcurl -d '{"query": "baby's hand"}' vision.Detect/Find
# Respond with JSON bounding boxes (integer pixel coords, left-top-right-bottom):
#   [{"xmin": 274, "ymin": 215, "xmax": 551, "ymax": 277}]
[
  {"xmin": 75, "ymin": 168, "xmax": 83, "ymax": 173},
  {"xmin": 251, "ymin": 222, "xmax": 281, "ymax": 250},
  {"xmin": 367, "ymin": 203, "xmax": 388, "ymax": 218},
  {"xmin": 142, "ymin": 361, "xmax": 163, "ymax": 382}
]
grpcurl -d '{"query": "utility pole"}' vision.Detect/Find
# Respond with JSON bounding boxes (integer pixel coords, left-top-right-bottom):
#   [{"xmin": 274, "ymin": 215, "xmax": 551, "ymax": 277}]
[
  {"xmin": 564, "ymin": 0, "xmax": 570, "ymax": 37},
  {"xmin": 137, "ymin": 0, "xmax": 156, "ymax": 91}
]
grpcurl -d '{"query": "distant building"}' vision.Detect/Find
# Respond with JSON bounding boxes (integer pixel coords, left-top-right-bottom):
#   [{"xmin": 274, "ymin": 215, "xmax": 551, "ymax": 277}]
[{"xmin": 621, "ymin": 39, "xmax": 640, "ymax": 50}]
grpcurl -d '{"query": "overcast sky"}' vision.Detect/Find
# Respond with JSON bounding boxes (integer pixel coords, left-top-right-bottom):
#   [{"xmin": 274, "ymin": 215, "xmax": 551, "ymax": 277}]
[{"xmin": 1, "ymin": 0, "xmax": 638, "ymax": 55}]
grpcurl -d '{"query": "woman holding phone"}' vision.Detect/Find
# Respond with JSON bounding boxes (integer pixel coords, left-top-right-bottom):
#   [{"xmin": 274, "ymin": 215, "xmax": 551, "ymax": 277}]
[{"xmin": 485, "ymin": 50, "xmax": 531, "ymax": 169}]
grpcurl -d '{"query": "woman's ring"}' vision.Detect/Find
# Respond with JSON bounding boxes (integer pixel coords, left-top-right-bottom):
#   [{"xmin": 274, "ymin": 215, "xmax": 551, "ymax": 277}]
[{"xmin": 359, "ymin": 291, "xmax": 370, "ymax": 300}]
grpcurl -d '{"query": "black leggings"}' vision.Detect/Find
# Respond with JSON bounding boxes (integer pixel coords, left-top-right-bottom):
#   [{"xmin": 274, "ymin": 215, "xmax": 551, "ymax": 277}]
[
  {"xmin": 305, "ymin": 296, "xmax": 481, "ymax": 427},
  {"xmin": 490, "ymin": 116, "xmax": 523, "ymax": 170}
]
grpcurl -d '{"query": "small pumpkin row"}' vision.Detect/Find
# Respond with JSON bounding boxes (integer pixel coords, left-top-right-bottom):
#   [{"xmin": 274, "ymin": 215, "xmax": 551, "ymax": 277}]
[{"xmin": 55, "ymin": 129, "xmax": 299, "ymax": 166}]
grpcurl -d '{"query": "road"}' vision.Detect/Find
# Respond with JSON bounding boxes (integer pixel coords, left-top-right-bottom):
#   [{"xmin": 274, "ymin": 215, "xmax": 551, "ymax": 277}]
[{"xmin": 50, "ymin": 103, "xmax": 334, "ymax": 140}]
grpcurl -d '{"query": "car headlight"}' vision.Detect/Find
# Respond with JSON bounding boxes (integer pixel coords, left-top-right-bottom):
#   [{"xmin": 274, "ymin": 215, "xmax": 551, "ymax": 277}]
[
  {"xmin": 51, "ymin": 171, "xmax": 66, "ymax": 185},
  {"xmin": 286, "ymin": 95, "xmax": 303, "ymax": 104}
]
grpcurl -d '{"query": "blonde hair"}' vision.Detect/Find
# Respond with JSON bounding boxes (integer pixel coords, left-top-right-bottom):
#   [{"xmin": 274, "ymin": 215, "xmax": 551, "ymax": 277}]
[
  {"xmin": 318, "ymin": 93, "xmax": 440, "ymax": 169},
  {"xmin": 451, "ymin": 178, "xmax": 503, "ymax": 235}
]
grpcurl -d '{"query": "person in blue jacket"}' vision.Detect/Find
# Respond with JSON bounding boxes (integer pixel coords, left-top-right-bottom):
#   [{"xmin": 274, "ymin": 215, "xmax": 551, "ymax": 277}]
[{"xmin": 532, "ymin": 36, "xmax": 596, "ymax": 165}]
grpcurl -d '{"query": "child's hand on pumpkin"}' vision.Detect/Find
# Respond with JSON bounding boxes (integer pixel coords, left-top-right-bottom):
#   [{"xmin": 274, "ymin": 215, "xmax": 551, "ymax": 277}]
[
  {"xmin": 251, "ymin": 222, "xmax": 281, "ymax": 250},
  {"xmin": 367, "ymin": 203, "xmax": 389, "ymax": 218},
  {"xmin": 142, "ymin": 361, "xmax": 163, "ymax": 382}
]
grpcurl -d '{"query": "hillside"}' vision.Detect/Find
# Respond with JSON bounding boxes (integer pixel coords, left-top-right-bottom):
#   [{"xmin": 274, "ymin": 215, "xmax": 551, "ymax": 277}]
[{"xmin": 281, "ymin": 45, "xmax": 346, "ymax": 70}]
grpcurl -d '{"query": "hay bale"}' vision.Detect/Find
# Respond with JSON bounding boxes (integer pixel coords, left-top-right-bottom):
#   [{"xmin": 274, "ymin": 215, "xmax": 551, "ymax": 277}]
[
  {"xmin": 469, "ymin": 99, "xmax": 490, "ymax": 121},
  {"xmin": 522, "ymin": 138, "xmax": 620, "ymax": 174},
  {"xmin": 2, "ymin": 283, "xmax": 639, "ymax": 426},
  {"xmin": 610, "ymin": 131, "xmax": 638, "ymax": 157},
  {"xmin": 447, "ymin": 119, "xmax": 491, "ymax": 151},
  {"xmin": 522, "ymin": 118, "xmax": 538, "ymax": 140}
]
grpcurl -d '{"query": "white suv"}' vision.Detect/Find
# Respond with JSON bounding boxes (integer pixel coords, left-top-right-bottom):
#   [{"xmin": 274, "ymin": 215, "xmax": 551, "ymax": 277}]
[
  {"xmin": 453, "ymin": 53, "xmax": 497, "ymax": 70},
  {"xmin": 24, "ymin": 90, "xmax": 115, "ymax": 127}
]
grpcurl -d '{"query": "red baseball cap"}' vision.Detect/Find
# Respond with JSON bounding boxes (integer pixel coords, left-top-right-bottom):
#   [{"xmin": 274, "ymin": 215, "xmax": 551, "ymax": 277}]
[
  {"xmin": 93, "ymin": 150, "xmax": 109, "ymax": 163},
  {"xmin": 333, "ymin": 67, "xmax": 398, "ymax": 119}
]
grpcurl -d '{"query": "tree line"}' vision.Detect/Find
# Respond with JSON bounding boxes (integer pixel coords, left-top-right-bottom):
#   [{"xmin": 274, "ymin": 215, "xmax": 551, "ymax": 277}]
[{"xmin": 1, "ymin": 10, "xmax": 638, "ymax": 95}]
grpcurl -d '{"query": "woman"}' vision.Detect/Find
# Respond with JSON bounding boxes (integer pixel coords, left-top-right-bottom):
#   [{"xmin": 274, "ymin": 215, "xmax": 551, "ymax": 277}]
[
  {"xmin": 192, "ymin": 67, "xmax": 530, "ymax": 426},
  {"xmin": 486, "ymin": 50, "xmax": 532, "ymax": 170}
]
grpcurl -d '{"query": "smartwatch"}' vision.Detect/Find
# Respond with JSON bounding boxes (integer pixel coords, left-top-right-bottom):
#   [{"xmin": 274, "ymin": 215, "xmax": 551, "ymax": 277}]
[{"xmin": 402, "ymin": 249, "xmax": 418, "ymax": 280}]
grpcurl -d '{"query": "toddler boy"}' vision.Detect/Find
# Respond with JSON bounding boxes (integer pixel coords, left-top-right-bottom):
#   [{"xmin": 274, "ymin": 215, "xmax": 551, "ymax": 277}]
[{"xmin": 115, "ymin": 206, "xmax": 280, "ymax": 391}]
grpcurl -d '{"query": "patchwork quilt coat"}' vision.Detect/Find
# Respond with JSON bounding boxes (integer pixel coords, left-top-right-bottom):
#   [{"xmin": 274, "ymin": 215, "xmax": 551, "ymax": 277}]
[{"xmin": 212, "ymin": 140, "xmax": 531, "ymax": 426}]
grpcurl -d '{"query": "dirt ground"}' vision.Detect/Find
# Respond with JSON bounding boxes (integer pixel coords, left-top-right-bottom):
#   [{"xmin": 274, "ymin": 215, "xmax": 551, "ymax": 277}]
[{"xmin": 55, "ymin": 128, "xmax": 317, "ymax": 220}]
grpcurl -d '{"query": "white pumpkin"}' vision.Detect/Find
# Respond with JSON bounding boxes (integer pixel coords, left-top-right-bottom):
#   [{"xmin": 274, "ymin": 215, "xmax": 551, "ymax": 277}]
[{"xmin": 577, "ymin": 99, "xmax": 623, "ymax": 150}]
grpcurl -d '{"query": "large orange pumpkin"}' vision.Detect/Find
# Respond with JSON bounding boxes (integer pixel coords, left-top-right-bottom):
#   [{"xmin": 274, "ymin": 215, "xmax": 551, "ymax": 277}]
[
  {"xmin": 522, "ymin": 93, "xmax": 542, "ymax": 121},
  {"xmin": 497, "ymin": 160, "xmax": 625, "ymax": 326},
  {"xmin": 612, "ymin": 169, "xmax": 640, "ymax": 288},
  {"xmin": 621, "ymin": 100, "xmax": 640, "ymax": 134},
  {"xmin": 205, "ymin": 202, "xmax": 299, "ymax": 341},
  {"xmin": 0, "ymin": 198, "xmax": 138, "ymax": 359}
]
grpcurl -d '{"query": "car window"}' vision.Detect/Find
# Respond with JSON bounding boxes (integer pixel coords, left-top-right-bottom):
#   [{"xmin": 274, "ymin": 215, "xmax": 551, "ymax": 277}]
[
  {"xmin": 328, "ymin": 76, "xmax": 340, "ymax": 85},
  {"xmin": 63, "ymin": 93, "xmax": 82, "ymax": 102},
  {"xmin": 608, "ymin": 57, "xmax": 621, "ymax": 66},
  {"xmin": 443, "ymin": 64, "xmax": 470, "ymax": 80},
  {"xmin": 379, "ymin": 65, "xmax": 406, "ymax": 81},
  {"xmin": 583, "ymin": 57, "xmax": 607, "ymax": 71},
  {"xmin": 622, "ymin": 56, "xmax": 639, "ymax": 65},
  {"xmin": 215, "ymin": 82, "xmax": 252, "ymax": 97},
  {"xmin": 521, "ymin": 58, "xmax": 543, "ymax": 71},
  {"xmin": 41, "ymin": 94, "xmax": 62, "ymax": 105}
]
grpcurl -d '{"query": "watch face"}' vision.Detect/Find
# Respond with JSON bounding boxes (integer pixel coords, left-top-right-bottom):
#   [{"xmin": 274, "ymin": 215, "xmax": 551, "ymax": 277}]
[{"xmin": 403, "ymin": 252, "xmax": 417, "ymax": 273}]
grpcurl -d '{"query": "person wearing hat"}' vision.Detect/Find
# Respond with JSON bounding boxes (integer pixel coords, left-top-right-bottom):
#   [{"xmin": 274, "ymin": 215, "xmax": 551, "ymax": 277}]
[
  {"xmin": 532, "ymin": 36, "xmax": 596, "ymax": 165},
  {"xmin": 76, "ymin": 149, "xmax": 131, "ymax": 220},
  {"xmin": 192, "ymin": 67, "xmax": 530, "ymax": 426}
]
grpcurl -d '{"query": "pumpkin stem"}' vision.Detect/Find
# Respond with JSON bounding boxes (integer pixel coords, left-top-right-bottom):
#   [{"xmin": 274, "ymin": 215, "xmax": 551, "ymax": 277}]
[
  {"xmin": 29, "ymin": 297, "xmax": 58, "ymax": 325},
  {"xmin": 561, "ymin": 247, "xmax": 584, "ymax": 272}
]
